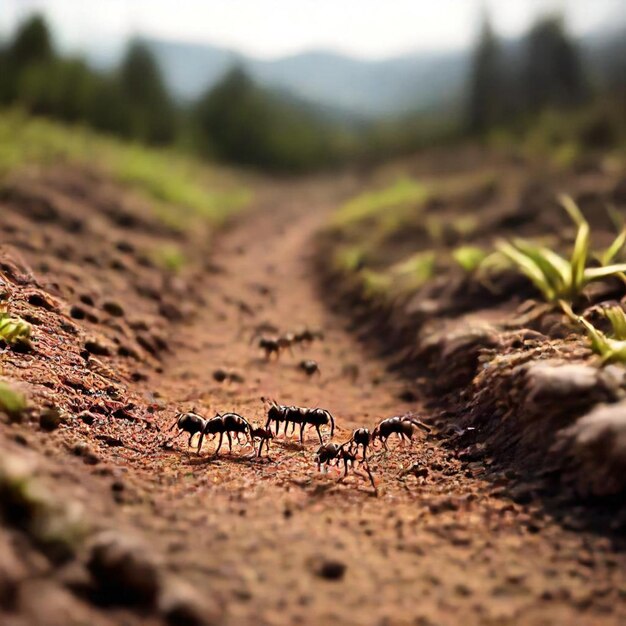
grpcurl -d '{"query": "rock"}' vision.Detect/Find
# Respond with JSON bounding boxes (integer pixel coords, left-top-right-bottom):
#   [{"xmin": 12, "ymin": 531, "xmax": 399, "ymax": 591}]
[
  {"xmin": 309, "ymin": 555, "xmax": 346, "ymax": 581},
  {"xmin": 39, "ymin": 407, "xmax": 64, "ymax": 431},
  {"xmin": 159, "ymin": 578, "xmax": 223, "ymax": 626},
  {"xmin": 87, "ymin": 531, "xmax": 161, "ymax": 606},
  {"xmin": 0, "ymin": 454, "xmax": 85, "ymax": 563},
  {"xmin": 555, "ymin": 401, "xmax": 626, "ymax": 496}
]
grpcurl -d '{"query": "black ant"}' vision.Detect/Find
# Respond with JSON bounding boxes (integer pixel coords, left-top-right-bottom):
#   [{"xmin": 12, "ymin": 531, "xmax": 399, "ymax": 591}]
[
  {"xmin": 250, "ymin": 425, "xmax": 274, "ymax": 458},
  {"xmin": 293, "ymin": 328, "xmax": 324, "ymax": 346},
  {"xmin": 371, "ymin": 415, "xmax": 430, "ymax": 450},
  {"xmin": 314, "ymin": 441, "xmax": 376, "ymax": 492},
  {"xmin": 264, "ymin": 400, "xmax": 335, "ymax": 444},
  {"xmin": 258, "ymin": 337, "xmax": 281, "ymax": 360},
  {"xmin": 347, "ymin": 427, "xmax": 371, "ymax": 461},
  {"xmin": 213, "ymin": 368, "xmax": 245, "ymax": 384},
  {"xmin": 298, "ymin": 360, "xmax": 320, "ymax": 378},
  {"xmin": 166, "ymin": 411, "xmax": 206, "ymax": 450},
  {"xmin": 197, "ymin": 412, "xmax": 252, "ymax": 455}
]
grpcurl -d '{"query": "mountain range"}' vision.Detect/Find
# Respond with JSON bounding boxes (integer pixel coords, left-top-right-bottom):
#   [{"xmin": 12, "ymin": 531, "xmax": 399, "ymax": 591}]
[{"xmin": 87, "ymin": 21, "xmax": 624, "ymax": 121}]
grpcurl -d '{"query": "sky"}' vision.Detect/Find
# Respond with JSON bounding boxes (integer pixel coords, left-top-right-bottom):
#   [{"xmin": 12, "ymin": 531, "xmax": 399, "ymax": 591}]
[{"xmin": 0, "ymin": 0, "xmax": 624, "ymax": 59}]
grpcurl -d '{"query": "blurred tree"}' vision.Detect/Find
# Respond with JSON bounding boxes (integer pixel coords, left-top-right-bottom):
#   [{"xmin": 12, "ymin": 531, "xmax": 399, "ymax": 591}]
[
  {"xmin": 523, "ymin": 15, "xmax": 588, "ymax": 112},
  {"xmin": 194, "ymin": 65, "xmax": 330, "ymax": 170},
  {"xmin": 118, "ymin": 41, "xmax": 177, "ymax": 144},
  {"xmin": 2, "ymin": 14, "xmax": 55, "ymax": 102},
  {"xmin": 467, "ymin": 13, "xmax": 504, "ymax": 133}
]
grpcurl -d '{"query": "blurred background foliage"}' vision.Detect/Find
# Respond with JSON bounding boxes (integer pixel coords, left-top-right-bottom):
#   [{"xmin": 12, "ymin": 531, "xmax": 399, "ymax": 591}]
[{"xmin": 0, "ymin": 12, "xmax": 624, "ymax": 172}]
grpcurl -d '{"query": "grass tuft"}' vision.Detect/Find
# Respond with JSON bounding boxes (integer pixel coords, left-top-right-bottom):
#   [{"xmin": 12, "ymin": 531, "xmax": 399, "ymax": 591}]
[{"xmin": 497, "ymin": 195, "xmax": 626, "ymax": 302}]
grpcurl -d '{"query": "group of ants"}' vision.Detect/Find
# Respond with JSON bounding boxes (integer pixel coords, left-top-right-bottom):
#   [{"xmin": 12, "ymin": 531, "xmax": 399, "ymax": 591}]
[{"xmin": 165, "ymin": 326, "xmax": 431, "ymax": 490}]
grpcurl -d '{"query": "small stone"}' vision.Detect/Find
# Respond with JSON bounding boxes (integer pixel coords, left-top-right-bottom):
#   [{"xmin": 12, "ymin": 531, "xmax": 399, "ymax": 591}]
[
  {"xmin": 87, "ymin": 531, "xmax": 161, "ymax": 607},
  {"xmin": 159, "ymin": 578, "xmax": 222, "ymax": 626},
  {"xmin": 39, "ymin": 407, "xmax": 64, "ymax": 432}
]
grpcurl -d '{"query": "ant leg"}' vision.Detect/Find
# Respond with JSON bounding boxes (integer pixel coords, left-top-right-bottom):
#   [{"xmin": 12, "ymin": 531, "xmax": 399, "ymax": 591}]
[
  {"xmin": 214, "ymin": 432, "xmax": 224, "ymax": 455},
  {"xmin": 315, "ymin": 425, "xmax": 323, "ymax": 445},
  {"xmin": 227, "ymin": 432, "xmax": 233, "ymax": 451},
  {"xmin": 187, "ymin": 433, "xmax": 194, "ymax": 448},
  {"xmin": 299, "ymin": 423, "xmax": 305, "ymax": 443}
]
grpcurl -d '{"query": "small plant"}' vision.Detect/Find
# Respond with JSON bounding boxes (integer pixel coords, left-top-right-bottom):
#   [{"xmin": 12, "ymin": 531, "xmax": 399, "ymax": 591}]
[
  {"xmin": 577, "ymin": 313, "xmax": 626, "ymax": 364},
  {"xmin": 452, "ymin": 245, "xmax": 488, "ymax": 272},
  {"xmin": 0, "ymin": 381, "xmax": 28, "ymax": 421},
  {"xmin": 0, "ymin": 310, "xmax": 32, "ymax": 345},
  {"xmin": 496, "ymin": 195, "xmax": 626, "ymax": 303}
]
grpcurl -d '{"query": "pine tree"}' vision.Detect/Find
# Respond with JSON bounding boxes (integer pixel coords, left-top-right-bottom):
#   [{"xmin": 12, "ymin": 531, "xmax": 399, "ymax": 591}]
[{"xmin": 467, "ymin": 13, "xmax": 503, "ymax": 133}]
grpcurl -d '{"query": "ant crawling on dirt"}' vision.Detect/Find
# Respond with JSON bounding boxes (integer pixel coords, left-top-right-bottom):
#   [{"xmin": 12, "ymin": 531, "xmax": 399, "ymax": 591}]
[
  {"xmin": 197, "ymin": 412, "xmax": 252, "ymax": 455},
  {"xmin": 258, "ymin": 337, "xmax": 282, "ymax": 360},
  {"xmin": 298, "ymin": 359, "xmax": 320, "ymax": 378},
  {"xmin": 293, "ymin": 327, "xmax": 324, "ymax": 346},
  {"xmin": 314, "ymin": 441, "xmax": 377, "ymax": 492},
  {"xmin": 250, "ymin": 425, "xmax": 274, "ymax": 458},
  {"xmin": 166, "ymin": 411, "xmax": 206, "ymax": 451},
  {"xmin": 346, "ymin": 427, "xmax": 371, "ymax": 461},
  {"xmin": 371, "ymin": 414, "xmax": 431, "ymax": 450},
  {"xmin": 263, "ymin": 399, "xmax": 335, "ymax": 444}
]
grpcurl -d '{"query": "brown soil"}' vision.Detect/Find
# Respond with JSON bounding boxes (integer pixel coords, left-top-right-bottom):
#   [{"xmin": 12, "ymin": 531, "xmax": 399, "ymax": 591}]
[{"xmin": 1, "ymin": 164, "xmax": 626, "ymax": 626}]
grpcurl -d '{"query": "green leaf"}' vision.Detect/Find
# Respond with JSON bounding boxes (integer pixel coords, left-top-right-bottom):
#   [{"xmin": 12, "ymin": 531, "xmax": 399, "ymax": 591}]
[
  {"xmin": 496, "ymin": 240, "xmax": 556, "ymax": 301},
  {"xmin": 584, "ymin": 263, "xmax": 626, "ymax": 281}
]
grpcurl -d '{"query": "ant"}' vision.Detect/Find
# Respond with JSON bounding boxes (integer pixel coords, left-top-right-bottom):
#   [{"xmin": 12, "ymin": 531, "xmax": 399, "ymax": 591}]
[
  {"xmin": 166, "ymin": 411, "xmax": 206, "ymax": 450},
  {"xmin": 371, "ymin": 415, "xmax": 431, "ymax": 450},
  {"xmin": 197, "ymin": 412, "xmax": 252, "ymax": 455},
  {"xmin": 213, "ymin": 368, "xmax": 244, "ymax": 384},
  {"xmin": 264, "ymin": 400, "xmax": 335, "ymax": 444},
  {"xmin": 298, "ymin": 360, "xmax": 320, "ymax": 378},
  {"xmin": 258, "ymin": 337, "xmax": 281, "ymax": 360},
  {"xmin": 346, "ymin": 428, "xmax": 371, "ymax": 461},
  {"xmin": 314, "ymin": 442, "xmax": 377, "ymax": 492},
  {"xmin": 293, "ymin": 328, "xmax": 324, "ymax": 346},
  {"xmin": 250, "ymin": 425, "xmax": 274, "ymax": 458}
]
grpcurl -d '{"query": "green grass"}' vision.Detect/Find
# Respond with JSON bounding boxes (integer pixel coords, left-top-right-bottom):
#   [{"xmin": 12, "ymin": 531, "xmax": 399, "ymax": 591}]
[
  {"xmin": 497, "ymin": 195, "xmax": 626, "ymax": 303},
  {"xmin": 452, "ymin": 245, "xmax": 489, "ymax": 272},
  {"xmin": 332, "ymin": 177, "xmax": 429, "ymax": 227},
  {"xmin": 574, "ymin": 306, "xmax": 626, "ymax": 364},
  {"xmin": 0, "ymin": 109, "xmax": 251, "ymax": 228}
]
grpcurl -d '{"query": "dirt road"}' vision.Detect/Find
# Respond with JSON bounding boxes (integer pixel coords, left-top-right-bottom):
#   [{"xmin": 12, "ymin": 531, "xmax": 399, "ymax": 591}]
[{"xmin": 1, "ymin": 170, "xmax": 626, "ymax": 626}]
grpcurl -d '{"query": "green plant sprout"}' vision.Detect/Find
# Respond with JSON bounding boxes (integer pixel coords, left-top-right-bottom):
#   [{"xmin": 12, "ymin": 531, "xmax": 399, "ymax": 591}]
[
  {"xmin": 452, "ymin": 245, "xmax": 488, "ymax": 272},
  {"xmin": 0, "ymin": 310, "xmax": 32, "ymax": 345},
  {"xmin": 575, "ymin": 306, "xmax": 626, "ymax": 364},
  {"xmin": 0, "ymin": 381, "xmax": 28, "ymax": 420},
  {"xmin": 496, "ymin": 195, "xmax": 626, "ymax": 303}
]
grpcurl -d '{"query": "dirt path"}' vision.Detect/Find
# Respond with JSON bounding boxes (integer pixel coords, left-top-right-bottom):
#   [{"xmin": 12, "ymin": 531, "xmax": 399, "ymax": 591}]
[{"xmin": 2, "ymin": 172, "xmax": 626, "ymax": 626}]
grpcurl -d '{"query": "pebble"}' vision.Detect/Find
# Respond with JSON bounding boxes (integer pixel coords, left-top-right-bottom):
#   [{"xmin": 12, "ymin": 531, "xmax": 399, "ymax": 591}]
[{"xmin": 87, "ymin": 531, "xmax": 161, "ymax": 606}]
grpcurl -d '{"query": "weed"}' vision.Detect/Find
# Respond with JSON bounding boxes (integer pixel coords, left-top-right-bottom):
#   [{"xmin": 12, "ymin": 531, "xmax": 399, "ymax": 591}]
[
  {"xmin": 0, "ymin": 109, "xmax": 250, "ymax": 228},
  {"xmin": 0, "ymin": 310, "xmax": 32, "ymax": 345},
  {"xmin": 496, "ymin": 195, "xmax": 626, "ymax": 303},
  {"xmin": 452, "ymin": 245, "xmax": 488, "ymax": 272},
  {"xmin": 0, "ymin": 381, "xmax": 28, "ymax": 421},
  {"xmin": 561, "ymin": 303, "xmax": 626, "ymax": 364},
  {"xmin": 333, "ymin": 177, "xmax": 428, "ymax": 227}
]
